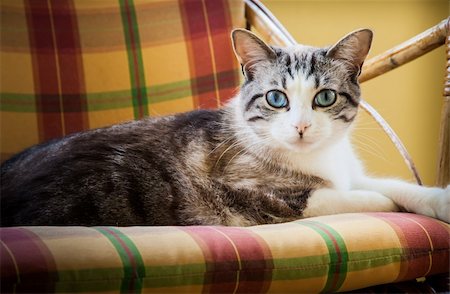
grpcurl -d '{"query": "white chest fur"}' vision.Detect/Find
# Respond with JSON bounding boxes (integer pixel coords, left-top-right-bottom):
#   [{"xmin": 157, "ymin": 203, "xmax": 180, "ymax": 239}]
[{"xmin": 283, "ymin": 137, "xmax": 361, "ymax": 191}]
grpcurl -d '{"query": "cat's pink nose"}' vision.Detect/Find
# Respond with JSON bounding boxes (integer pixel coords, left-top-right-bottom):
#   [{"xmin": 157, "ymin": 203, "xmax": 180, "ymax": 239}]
[{"xmin": 294, "ymin": 123, "xmax": 311, "ymax": 138}]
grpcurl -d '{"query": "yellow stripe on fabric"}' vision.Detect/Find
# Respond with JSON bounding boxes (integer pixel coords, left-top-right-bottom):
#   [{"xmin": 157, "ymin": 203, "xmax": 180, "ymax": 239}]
[
  {"xmin": 82, "ymin": 51, "xmax": 131, "ymax": 93},
  {"xmin": 209, "ymin": 227, "xmax": 242, "ymax": 294},
  {"xmin": 0, "ymin": 52, "xmax": 34, "ymax": 93},
  {"xmin": 0, "ymin": 112, "xmax": 39, "ymax": 159},
  {"xmin": 200, "ymin": 0, "xmax": 221, "ymax": 106}
]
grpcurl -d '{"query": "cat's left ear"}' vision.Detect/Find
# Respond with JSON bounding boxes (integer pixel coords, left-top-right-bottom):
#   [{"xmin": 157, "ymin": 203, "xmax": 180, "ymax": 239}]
[
  {"xmin": 231, "ymin": 29, "xmax": 276, "ymax": 80},
  {"xmin": 326, "ymin": 29, "xmax": 373, "ymax": 76}
]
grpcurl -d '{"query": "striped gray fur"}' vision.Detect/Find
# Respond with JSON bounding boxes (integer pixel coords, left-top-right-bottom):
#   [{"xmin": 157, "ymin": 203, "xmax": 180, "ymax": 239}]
[
  {"xmin": 0, "ymin": 29, "xmax": 372, "ymax": 227},
  {"xmin": 241, "ymin": 43, "xmax": 362, "ymax": 127}
]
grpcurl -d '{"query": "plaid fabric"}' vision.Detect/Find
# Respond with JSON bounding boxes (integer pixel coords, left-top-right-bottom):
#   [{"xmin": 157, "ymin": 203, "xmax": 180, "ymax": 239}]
[
  {"xmin": 0, "ymin": 0, "xmax": 245, "ymax": 161},
  {"xmin": 1, "ymin": 213, "xmax": 449, "ymax": 293}
]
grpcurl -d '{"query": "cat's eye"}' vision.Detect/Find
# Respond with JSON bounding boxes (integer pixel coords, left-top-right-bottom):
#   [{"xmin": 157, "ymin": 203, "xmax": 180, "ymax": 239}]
[
  {"xmin": 266, "ymin": 90, "xmax": 288, "ymax": 108},
  {"xmin": 314, "ymin": 89, "xmax": 337, "ymax": 107}
]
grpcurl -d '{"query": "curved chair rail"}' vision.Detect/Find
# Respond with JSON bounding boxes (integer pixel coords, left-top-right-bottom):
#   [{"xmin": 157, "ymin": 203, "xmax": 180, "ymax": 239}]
[
  {"xmin": 359, "ymin": 19, "xmax": 448, "ymax": 82},
  {"xmin": 360, "ymin": 18, "xmax": 449, "ymax": 187},
  {"xmin": 244, "ymin": 0, "xmax": 296, "ymax": 47}
]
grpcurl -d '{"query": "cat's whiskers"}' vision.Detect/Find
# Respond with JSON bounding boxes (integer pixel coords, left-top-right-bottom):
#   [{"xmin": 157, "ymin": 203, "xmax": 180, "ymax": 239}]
[
  {"xmin": 222, "ymin": 135, "xmax": 273, "ymax": 174},
  {"xmin": 353, "ymin": 126, "xmax": 386, "ymax": 131},
  {"xmin": 352, "ymin": 137, "xmax": 388, "ymax": 162},
  {"xmin": 353, "ymin": 119, "xmax": 382, "ymax": 127},
  {"xmin": 352, "ymin": 132, "xmax": 385, "ymax": 154},
  {"xmin": 207, "ymin": 119, "xmax": 257, "ymax": 161},
  {"xmin": 214, "ymin": 139, "xmax": 246, "ymax": 169},
  {"xmin": 207, "ymin": 135, "xmax": 235, "ymax": 157}
]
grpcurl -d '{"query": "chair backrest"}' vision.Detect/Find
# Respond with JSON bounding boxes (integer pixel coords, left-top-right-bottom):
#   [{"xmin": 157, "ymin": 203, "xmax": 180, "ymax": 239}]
[
  {"xmin": 359, "ymin": 18, "xmax": 449, "ymax": 186},
  {"xmin": 0, "ymin": 0, "xmax": 245, "ymax": 161}
]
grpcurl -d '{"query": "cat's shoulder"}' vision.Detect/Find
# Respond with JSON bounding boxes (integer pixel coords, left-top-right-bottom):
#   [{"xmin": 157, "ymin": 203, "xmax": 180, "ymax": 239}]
[{"xmin": 169, "ymin": 109, "xmax": 225, "ymax": 129}]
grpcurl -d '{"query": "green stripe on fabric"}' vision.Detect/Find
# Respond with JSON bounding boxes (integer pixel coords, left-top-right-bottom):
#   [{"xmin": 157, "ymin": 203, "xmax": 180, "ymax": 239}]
[
  {"xmin": 0, "ymin": 93, "xmax": 37, "ymax": 112},
  {"xmin": 0, "ymin": 70, "xmax": 239, "ymax": 112},
  {"xmin": 96, "ymin": 227, "xmax": 145, "ymax": 293},
  {"xmin": 55, "ymin": 267, "xmax": 124, "ymax": 292},
  {"xmin": 49, "ymin": 247, "xmax": 408, "ymax": 292},
  {"xmin": 86, "ymin": 90, "xmax": 133, "ymax": 110},
  {"xmin": 119, "ymin": 0, "xmax": 149, "ymax": 119},
  {"xmin": 148, "ymin": 81, "xmax": 192, "ymax": 104},
  {"xmin": 296, "ymin": 220, "xmax": 349, "ymax": 293},
  {"xmin": 272, "ymin": 254, "xmax": 329, "ymax": 270},
  {"xmin": 144, "ymin": 264, "xmax": 206, "ymax": 288},
  {"xmin": 348, "ymin": 248, "xmax": 404, "ymax": 271}
]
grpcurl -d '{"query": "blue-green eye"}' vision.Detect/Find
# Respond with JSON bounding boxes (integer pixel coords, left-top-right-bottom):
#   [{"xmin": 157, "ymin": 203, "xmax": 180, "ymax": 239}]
[
  {"xmin": 266, "ymin": 90, "xmax": 288, "ymax": 108},
  {"xmin": 314, "ymin": 89, "xmax": 337, "ymax": 107}
]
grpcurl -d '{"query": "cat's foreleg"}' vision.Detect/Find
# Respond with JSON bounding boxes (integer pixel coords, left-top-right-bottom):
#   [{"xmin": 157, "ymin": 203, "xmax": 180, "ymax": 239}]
[
  {"xmin": 302, "ymin": 189, "xmax": 399, "ymax": 218},
  {"xmin": 353, "ymin": 177, "xmax": 450, "ymax": 223}
]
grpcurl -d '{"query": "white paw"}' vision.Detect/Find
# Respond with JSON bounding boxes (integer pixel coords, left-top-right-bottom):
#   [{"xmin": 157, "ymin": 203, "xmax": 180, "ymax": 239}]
[
  {"xmin": 303, "ymin": 189, "xmax": 399, "ymax": 218},
  {"xmin": 357, "ymin": 190, "xmax": 399, "ymax": 213},
  {"xmin": 433, "ymin": 185, "xmax": 450, "ymax": 223},
  {"xmin": 416, "ymin": 185, "xmax": 450, "ymax": 223}
]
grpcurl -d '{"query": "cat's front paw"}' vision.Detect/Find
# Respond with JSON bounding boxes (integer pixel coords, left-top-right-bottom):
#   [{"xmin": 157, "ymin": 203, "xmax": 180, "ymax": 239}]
[
  {"xmin": 418, "ymin": 185, "xmax": 450, "ymax": 223},
  {"xmin": 434, "ymin": 185, "xmax": 450, "ymax": 223}
]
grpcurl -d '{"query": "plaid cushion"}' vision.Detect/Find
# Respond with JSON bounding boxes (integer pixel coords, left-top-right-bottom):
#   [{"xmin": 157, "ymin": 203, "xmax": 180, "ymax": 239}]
[
  {"xmin": 0, "ymin": 0, "xmax": 245, "ymax": 161},
  {"xmin": 1, "ymin": 213, "xmax": 449, "ymax": 293}
]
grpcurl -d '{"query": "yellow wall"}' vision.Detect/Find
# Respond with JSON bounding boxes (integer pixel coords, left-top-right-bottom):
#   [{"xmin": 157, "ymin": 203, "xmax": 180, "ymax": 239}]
[{"xmin": 262, "ymin": 0, "xmax": 449, "ymax": 186}]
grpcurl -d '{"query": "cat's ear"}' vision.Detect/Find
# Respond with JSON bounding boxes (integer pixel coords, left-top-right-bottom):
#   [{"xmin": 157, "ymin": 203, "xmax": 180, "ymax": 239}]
[
  {"xmin": 231, "ymin": 29, "xmax": 276, "ymax": 80},
  {"xmin": 326, "ymin": 29, "xmax": 373, "ymax": 76}
]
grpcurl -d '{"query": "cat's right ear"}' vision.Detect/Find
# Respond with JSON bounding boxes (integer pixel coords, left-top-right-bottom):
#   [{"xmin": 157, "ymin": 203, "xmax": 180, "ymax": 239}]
[
  {"xmin": 231, "ymin": 29, "xmax": 276, "ymax": 80},
  {"xmin": 326, "ymin": 29, "xmax": 373, "ymax": 77}
]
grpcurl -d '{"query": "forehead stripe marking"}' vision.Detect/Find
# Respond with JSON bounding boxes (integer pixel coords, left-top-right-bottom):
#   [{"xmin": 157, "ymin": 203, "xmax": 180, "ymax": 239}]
[
  {"xmin": 338, "ymin": 92, "xmax": 359, "ymax": 107},
  {"xmin": 285, "ymin": 54, "xmax": 294, "ymax": 79},
  {"xmin": 247, "ymin": 116, "xmax": 266, "ymax": 122},
  {"xmin": 308, "ymin": 53, "xmax": 316, "ymax": 78},
  {"xmin": 245, "ymin": 93, "xmax": 264, "ymax": 111},
  {"xmin": 334, "ymin": 114, "xmax": 356, "ymax": 123},
  {"xmin": 294, "ymin": 56, "xmax": 301, "ymax": 72}
]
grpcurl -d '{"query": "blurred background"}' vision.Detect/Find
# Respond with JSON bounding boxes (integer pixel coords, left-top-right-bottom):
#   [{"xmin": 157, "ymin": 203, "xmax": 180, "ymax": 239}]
[
  {"xmin": 1, "ymin": 0, "xmax": 447, "ymax": 187},
  {"xmin": 262, "ymin": 0, "xmax": 449, "ymax": 186}
]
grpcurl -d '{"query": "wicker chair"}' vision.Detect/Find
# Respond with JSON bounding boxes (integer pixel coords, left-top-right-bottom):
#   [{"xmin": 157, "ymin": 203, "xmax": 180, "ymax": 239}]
[{"xmin": 0, "ymin": 1, "xmax": 448, "ymax": 292}]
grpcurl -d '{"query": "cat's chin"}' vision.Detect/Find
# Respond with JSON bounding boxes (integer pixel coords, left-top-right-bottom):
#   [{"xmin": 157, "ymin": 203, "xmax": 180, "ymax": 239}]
[{"xmin": 282, "ymin": 139, "xmax": 322, "ymax": 154}]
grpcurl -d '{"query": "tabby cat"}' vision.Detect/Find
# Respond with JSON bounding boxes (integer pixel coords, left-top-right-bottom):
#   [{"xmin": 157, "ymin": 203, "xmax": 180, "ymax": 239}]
[{"xmin": 1, "ymin": 29, "xmax": 449, "ymax": 226}]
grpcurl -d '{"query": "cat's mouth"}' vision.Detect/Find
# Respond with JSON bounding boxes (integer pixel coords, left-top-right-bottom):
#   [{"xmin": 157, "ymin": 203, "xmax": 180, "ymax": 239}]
[{"xmin": 282, "ymin": 137, "xmax": 321, "ymax": 152}]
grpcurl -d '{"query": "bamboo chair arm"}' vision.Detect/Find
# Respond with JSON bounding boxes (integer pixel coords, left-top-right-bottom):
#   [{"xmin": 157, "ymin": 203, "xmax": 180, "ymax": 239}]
[
  {"xmin": 436, "ymin": 22, "xmax": 450, "ymax": 187},
  {"xmin": 360, "ymin": 18, "xmax": 449, "ymax": 82}
]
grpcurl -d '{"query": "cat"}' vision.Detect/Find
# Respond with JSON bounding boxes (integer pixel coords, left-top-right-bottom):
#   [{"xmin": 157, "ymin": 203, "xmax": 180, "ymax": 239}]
[{"xmin": 1, "ymin": 29, "xmax": 449, "ymax": 227}]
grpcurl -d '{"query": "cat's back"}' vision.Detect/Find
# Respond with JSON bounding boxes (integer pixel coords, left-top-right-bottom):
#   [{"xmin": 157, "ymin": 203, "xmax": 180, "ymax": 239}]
[{"xmin": 0, "ymin": 109, "xmax": 225, "ymax": 226}]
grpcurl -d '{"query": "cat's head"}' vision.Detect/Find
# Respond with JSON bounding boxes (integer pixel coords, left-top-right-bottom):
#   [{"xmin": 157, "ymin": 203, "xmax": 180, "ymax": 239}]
[{"xmin": 230, "ymin": 29, "xmax": 372, "ymax": 154}]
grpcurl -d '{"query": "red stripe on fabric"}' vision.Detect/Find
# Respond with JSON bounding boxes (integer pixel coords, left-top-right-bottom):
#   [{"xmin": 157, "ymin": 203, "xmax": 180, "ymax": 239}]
[
  {"xmin": 25, "ymin": 0, "xmax": 63, "ymax": 141},
  {"xmin": 51, "ymin": 0, "xmax": 88, "ymax": 135},
  {"xmin": 204, "ymin": 0, "xmax": 240, "ymax": 105},
  {"xmin": 398, "ymin": 213, "xmax": 450, "ymax": 276},
  {"xmin": 101, "ymin": 227, "xmax": 139, "ymax": 292},
  {"xmin": 182, "ymin": 226, "xmax": 272, "ymax": 293},
  {"xmin": 179, "ymin": 0, "xmax": 217, "ymax": 109},
  {"xmin": 311, "ymin": 223, "xmax": 343, "ymax": 291},
  {"xmin": 367, "ymin": 212, "xmax": 450, "ymax": 280},
  {"xmin": 123, "ymin": 0, "xmax": 144, "ymax": 118},
  {"xmin": 0, "ymin": 241, "xmax": 17, "ymax": 293},
  {"xmin": 0, "ymin": 228, "xmax": 56, "ymax": 293}
]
